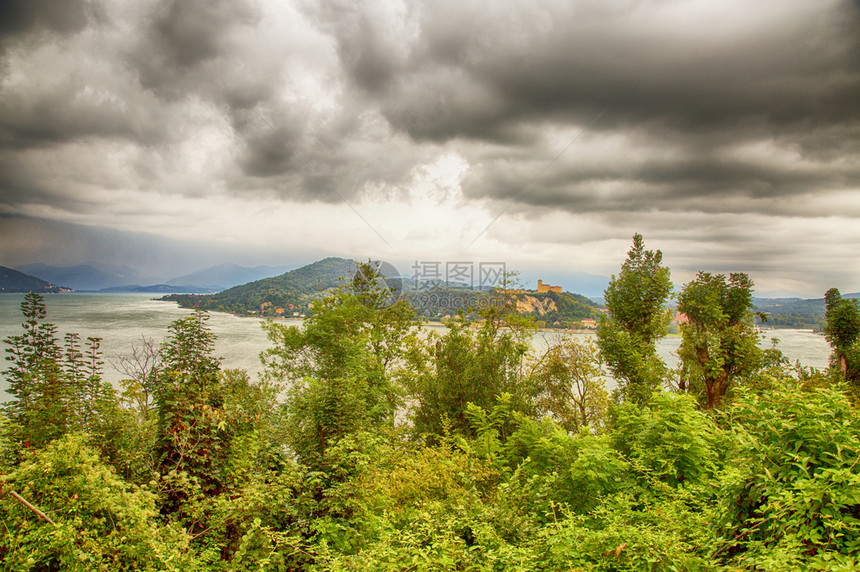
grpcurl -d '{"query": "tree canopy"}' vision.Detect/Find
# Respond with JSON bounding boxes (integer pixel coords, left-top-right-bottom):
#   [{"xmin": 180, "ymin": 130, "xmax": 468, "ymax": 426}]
[
  {"xmin": 597, "ymin": 233, "xmax": 673, "ymax": 404},
  {"xmin": 677, "ymin": 272, "xmax": 763, "ymax": 409},
  {"xmin": 824, "ymin": 287, "xmax": 860, "ymax": 385}
]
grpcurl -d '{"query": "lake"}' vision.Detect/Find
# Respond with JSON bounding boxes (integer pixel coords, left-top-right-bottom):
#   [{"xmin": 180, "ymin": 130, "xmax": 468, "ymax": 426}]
[{"xmin": 0, "ymin": 293, "xmax": 833, "ymax": 402}]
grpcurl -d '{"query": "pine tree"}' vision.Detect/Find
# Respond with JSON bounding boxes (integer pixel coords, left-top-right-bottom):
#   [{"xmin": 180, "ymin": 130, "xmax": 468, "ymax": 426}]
[{"xmin": 2, "ymin": 293, "xmax": 116, "ymax": 451}]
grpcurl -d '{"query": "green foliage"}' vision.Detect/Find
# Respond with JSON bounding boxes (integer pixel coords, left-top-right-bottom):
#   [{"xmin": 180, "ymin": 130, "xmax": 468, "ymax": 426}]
[
  {"xmin": 327, "ymin": 391, "xmax": 725, "ymax": 571},
  {"xmin": 6, "ymin": 265, "xmax": 860, "ymax": 571},
  {"xmin": 824, "ymin": 287, "xmax": 860, "ymax": 385},
  {"xmin": 312, "ymin": 430, "xmax": 520, "ymax": 571},
  {"xmin": 152, "ymin": 309, "xmax": 278, "ymax": 561},
  {"xmin": 597, "ymin": 233, "xmax": 673, "ymax": 404},
  {"xmin": 0, "ymin": 433, "xmax": 194, "ymax": 571},
  {"xmin": 154, "ymin": 311, "xmax": 225, "ymax": 498},
  {"xmin": 111, "ymin": 337, "xmax": 162, "ymax": 482},
  {"xmin": 531, "ymin": 489, "xmax": 714, "ymax": 572},
  {"xmin": 405, "ymin": 305, "xmax": 535, "ymax": 440},
  {"xmin": 678, "ymin": 272, "xmax": 763, "ymax": 409},
  {"xmin": 529, "ymin": 337, "xmax": 609, "ymax": 432},
  {"xmin": 613, "ymin": 392, "xmax": 722, "ymax": 488},
  {"xmin": 714, "ymin": 380, "xmax": 860, "ymax": 569},
  {"xmin": 3, "ymin": 293, "xmax": 118, "ymax": 453},
  {"xmin": 262, "ymin": 261, "xmax": 418, "ymax": 469},
  {"xmin": 499, "ymin": 417, "xmax": 632, "ymax": 518}
]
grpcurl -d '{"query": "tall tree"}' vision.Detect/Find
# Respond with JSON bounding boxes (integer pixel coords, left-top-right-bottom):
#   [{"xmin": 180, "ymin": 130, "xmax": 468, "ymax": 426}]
[
  {"xmin": 823, "ymin": 288, "xmax": 860, "ymax": 384},
  {"xmin": 597, "ymin": 233, "xmax": 673, "ymax": 404},
  {"xmin": 405, "ymin": 304, "xmax": 534, "ymax": 440},
  {"xmin": 150, "ymin": 310, "xmax": 276, "ymax": 560},
  {"xmin": 262, "ymin": 261, "xmax": 417, "ymax": 467},
  {"xmin": 3, "ymin": 293, "xmax": 65, "ymax": 448},
  {"xmin": 3, "ymin": 293, "xmax": 115, "ymax": 451},
  {"xmin": 677, "ymin": 272, "xmax": 762, "ymax": 409},
  {"xmin": 529, "ymin": 338, "xmax": 609, "ymax": 433},
  {"xmin": 154, "ymin": 311, "xmax": 228, "ymax": 502}
]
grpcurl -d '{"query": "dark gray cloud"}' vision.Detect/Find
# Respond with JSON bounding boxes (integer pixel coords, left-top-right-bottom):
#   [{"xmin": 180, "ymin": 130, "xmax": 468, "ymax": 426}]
[
  {"xmin": 461, "ymin": 135, "xmax": 860, "ymax": 218},
  {"xmin": 333, "ymin": 0, "xmax": 860, "ymax": 143},
  {"xmin": 97, "ymin": 0, "xmax": 428, "ymax": 203},
  {"xmin": 0, "ymin": 0, "xmax": 95, "ymax": 45},
  {"xmin": 131, "ymin": 0, "xmax": 261, "ymax": 98},
  {"xmin": 300, "ymin": 0, "xmax": 860, "ymax": 235},
  {"xmin": 0, "ymin": 0, "xmax": 858, "ymax": 297},
  {"xmin": 0, "ymin": 83, "xmax": 167, "ymax": 150}
]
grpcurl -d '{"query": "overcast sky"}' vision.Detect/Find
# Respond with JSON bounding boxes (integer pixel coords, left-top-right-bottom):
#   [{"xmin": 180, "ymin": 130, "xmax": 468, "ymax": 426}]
[{"xmin": 0, "ymin": 0, "xmax": 858, "ymax": 297}]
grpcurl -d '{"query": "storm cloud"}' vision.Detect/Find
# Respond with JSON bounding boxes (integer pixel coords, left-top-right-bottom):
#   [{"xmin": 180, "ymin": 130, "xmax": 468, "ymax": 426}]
[{"xmin": 0, "ymin": 0, "xmax": 858, "ymax": 296}]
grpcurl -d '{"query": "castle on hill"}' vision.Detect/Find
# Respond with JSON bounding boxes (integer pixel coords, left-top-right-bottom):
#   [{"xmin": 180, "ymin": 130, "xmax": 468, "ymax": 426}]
[
  {"xmin": 500, "ymin": 279, "xmax": 563, "ymax": 295},
  {"xmin": 536, "ymin": 280, "xmax": 562, "ymax": 294}
]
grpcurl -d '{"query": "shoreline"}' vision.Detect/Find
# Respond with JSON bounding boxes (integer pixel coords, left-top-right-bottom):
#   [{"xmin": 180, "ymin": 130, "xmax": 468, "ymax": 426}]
[{"xmin": 155, "ymin": 298, "xmax": 824, "ymax": 335}]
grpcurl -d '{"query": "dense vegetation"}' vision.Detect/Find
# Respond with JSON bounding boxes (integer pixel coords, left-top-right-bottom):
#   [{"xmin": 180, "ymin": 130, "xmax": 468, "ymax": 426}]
[
  {"xmin": 3, "ymin": 237, "xmax": 860, "ymax": 571},
  {"xmin": 405, "ymin": 287, "xmax": 601, "ymax": 325}
]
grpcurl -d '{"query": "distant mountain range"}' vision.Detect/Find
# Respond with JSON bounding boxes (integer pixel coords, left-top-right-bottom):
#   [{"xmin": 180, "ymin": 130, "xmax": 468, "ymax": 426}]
[
  {"xmin": 166, "ymin": 262, "xmax": 293, "ymax": 290},
  {"xmin": 16, "ymin": 262, "xmax": 139, "ymax": 291},
  {"xmin": 15, "ymin": 262, "xmax": 294, "ymax": 292},
  {"xmin": 0, "ymin": 266, "xmax": 69, "ymax": 293}
]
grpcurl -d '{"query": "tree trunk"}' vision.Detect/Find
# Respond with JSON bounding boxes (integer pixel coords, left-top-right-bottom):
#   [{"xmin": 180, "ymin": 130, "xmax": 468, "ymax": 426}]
[{"xmin": 705, "ymin": 371, "xmax": 730, "ymax": 410}]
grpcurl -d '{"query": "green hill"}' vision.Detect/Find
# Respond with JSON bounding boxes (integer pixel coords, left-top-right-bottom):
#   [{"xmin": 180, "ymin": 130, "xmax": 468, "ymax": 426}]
[
  {"xmin": 754, "ymin": 293, "xmax": 860, "ymax": 330},
  {"xmin": 405, "ymin": 287, "xmax": 602, "ymax": 326},
  {"xmin": 532, "ymin": 289, "xmax": 603, "ymax": 325},
  {"xmin": 0, "ymin": 266, "xmax": 67, "ymax": 293},
  {"xmin": 162, "ymin": 257, "xmax": 605, "ymax": 325},
  {"xmin": 163, "ymin": 257, "xmax": 357, "ymax": 315}
]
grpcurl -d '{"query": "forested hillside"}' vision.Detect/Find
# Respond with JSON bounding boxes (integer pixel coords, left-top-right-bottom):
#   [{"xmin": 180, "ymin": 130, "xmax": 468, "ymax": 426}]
[
  {"xmin": 164, "ymin": 257, "xmax": 356, "ymax": 314},
  {"xmin": 754, "ymin": 294, "xmax": 860, "ymax": 330},
  {"xmin": 164, "ymin": 257, "xmax": 603, "ymax": 326},
  {"xmin": 0, "ymin": 265, "xmax": 66, "ymax": 293},
  {"xmin": 405, "ymin": 286, "xmax": 601, "ymax": 324},
  {"xmin": 3, "ymin": 239, "xmax": 860, "ymax": 570}
]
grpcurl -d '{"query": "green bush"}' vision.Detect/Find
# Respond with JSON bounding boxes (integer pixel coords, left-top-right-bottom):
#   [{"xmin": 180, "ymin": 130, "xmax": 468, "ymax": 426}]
[
  {"xmin": 715, "ymin": 382, "xmax": 860, "ymax": 569},
  {"xmin": 0, "ymin": 433, "xmax": 195, "ymax": 571},
  {"xmin": 612, "ymin": 392, "xmax": 723, "ymax": 488}
]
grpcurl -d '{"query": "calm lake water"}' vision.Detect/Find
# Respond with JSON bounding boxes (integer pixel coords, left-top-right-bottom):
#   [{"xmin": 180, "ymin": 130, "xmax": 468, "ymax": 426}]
[{"xmin": 0, "ymin": 293, "xmax": 833, "ymax": 402}]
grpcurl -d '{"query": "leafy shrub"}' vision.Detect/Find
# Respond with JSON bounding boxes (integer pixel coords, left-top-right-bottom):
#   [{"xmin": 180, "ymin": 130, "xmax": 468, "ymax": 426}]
[
  {"xmin": 612, "ymin": 392, "xmax": 723, "ymax": 488},
  {"xmin": 0, "ymin": 433, "xmax": 194, "ymax": 571},
  {"xmin": 715, "ymin": 382, "xmax": 860, "ymax": 569},
  {"xmin": 532, "ymin": 490, "xmax": 713, "ymax": 572}
]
